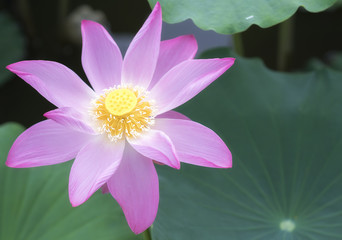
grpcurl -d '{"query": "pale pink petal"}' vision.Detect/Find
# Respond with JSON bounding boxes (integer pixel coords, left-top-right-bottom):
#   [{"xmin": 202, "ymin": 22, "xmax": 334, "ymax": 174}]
[
  {"xmin": 81, "ymin": 20, "xmax": 122, "ymax": 92},
  {"xmin": 6, "ymin": 120, "xmax": 90, "ymax": 168},
  {"xmin": 44, "ymin": 107, "xmax": 96, "ymax": 135},
  {"xmin": 151, "ymin": 58, "xmax": 235, "ymax": 114},
  {"xmin": 7, "ymin": 61, "xmax": 95, "ymax": 109},
  {"xmin": 69, "ymin": 138, "xmax": 125, "ymax": 207},
  {"xmin": 121, "ymin": 2, "xmax": 162, "ymax": 88},
  {"xmin": 128, "ymin": 130, "xmax": 180, "ymax": 169},
  {"xmin": 151, "ymin": 110, "xmax": 188, "ymax": 167},
  {"xmin": 149, "ymin": 35, "xmax": 197, "ymax": 90},
  {"xmin": 108, "ymin": 145, "xmax": 159, "ymax": 234},
  {"xmin": 157, "ymin": 110, "xmax": 190, "ymax": 120},
  {"xmin": 154, "ymin": 118, "xmax": 232, "ymax": 168}
]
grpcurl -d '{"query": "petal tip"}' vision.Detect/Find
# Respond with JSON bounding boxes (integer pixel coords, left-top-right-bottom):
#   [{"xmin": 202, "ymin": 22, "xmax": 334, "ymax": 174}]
[
  {"xmin": 70, "ymin": 201, "xmax": 80, "ymax": 208},
  {"xmin": 42, "ymin": 112, "xmax": 50, "ymax": 119},
  {"xmin": 81, "ymin": 19, "xmax": 95, "ymax": 32},
  {"xmin": 5, "ymin": 159, "xmax": 15, "ymax": 168},
  {"xmin": 6, "ymin": 62, "xmax": 22, "ymax": 73},
  {"xmin": 81, "ymin": 19, "xmax": 103, "ymax": 28},
  {"xmin": 6, "ymin": 147, "xmax": 20, "ymax": 168},
  {"xmin": 5, "ymin": 60, "xmax": 43, "ymax": 76},
  {"xmin": 155, "ymin": 1, "xmax": 161, "ymax": 9},
  {"xmin": 228, "ymin": 157, "xmax": 233, "ymax": 168},
  {"xmin": 222, "ymin": 154, "xmax": 233, "ymax": 168},
  {"xmin": 6, "ymin": 63, "xmax": 14, "ymax": 71},
  {"xmin": 132, "ymin": 228, "xmax": 144, "ymax": 235},
  {"xmin": 223, "ymin": 57, "xmax": 236, "ymax": 65},
  {"xmin": 81, "ymin": 19, "xmax": 94, "ymax": 25},
  {"xmin": 220, "ymin": 57, "xmax": 235, "ymax": 61},
  {"xmin": 183, "ymin": 34, "xmax": 197, "ymax": 45},
  {"xmin": 183, "ymin": 34, "xmax": 196, "ymax": 41},
  {"xmin": 223, "ymin": 161, "xmax": 233, "ymax": 168},
  {"xmin": 218, "ymin": 146, "xmax": 233, "ymax": 168},
  {"xmin": 130, "ymin": 221, "xmax": 153, "ymax": 235},
  {"xmin": 69, "ymin": 193, "xmax": 84, "ymax": 207},
  {"xmin": 168, "ymin": 159, "xmax": 181, "ymax": 170},
  {"xmin": 81, "ymin": 19, "xmax": 103, "ymax": 32},
  {"xmin": 69, "ymin": 184, "xmax": 85, "ymax": 207},
  {"xmin": 174, "ymin": 163, "xmax": 181, "ymax": 170},
  {"xmin": 172, "ymin": 158, "xmax": 181, "ymax": 169},
  {"xmin": 152, "ymin": 1, "xmax": 162, "ymax": 17},
  {"xmin": 219, "ymin": 57, "xmax": 236, "ymax": 70},
  {"xmin": 5, "ymin": 158, "xmax": 25, "ymax": 168}
]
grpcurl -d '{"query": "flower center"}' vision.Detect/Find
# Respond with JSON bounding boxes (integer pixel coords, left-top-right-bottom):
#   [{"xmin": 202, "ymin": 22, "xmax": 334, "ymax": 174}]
[
  {"xmin": 91, "ymin": 86, "xmax": 155, "ymax": 141},
  {"xmin": 104, "ymin": 89, "xmax": 137, "ymax": 116}
]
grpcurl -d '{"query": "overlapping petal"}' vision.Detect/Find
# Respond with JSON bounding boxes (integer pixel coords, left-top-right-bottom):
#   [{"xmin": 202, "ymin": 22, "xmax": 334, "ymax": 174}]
[
  {"xmin": 151, "ymin": 58, "xmax": 235, "ymax": 114},
  {"xmin": 69, "ymin": 138, "xmax": 125, "ymax": 207},
  {"xmin": 154, "ymin": 118, "xmax": 232, "ymax": 168},
  {"xmin": 156, "ymin": 110, "xmax": 190, "ymax": 120},
  {"xmin": 6, "ymin": 120, "xmax": 90, "ymax": 168},
  {"xmin": 108, "ymin": 145, "xmax": 159, "ymax": 234},
  {"xmin": 149, "ymin": 35, "xmax": 198, "ymax": 89},
  {"xmin": 44, "ymin": 107, "xmax": 96, "ymax": 134},
  {"xmin": 128, "ymin": 130, "xmax": 180, "ymax": 169},
  {"xmin": 121, "ymin": 2, "xmax": 162, "ymax": 88},
  {"xmin": 81, "ymin": 20, "xmax": 122, "ymax": 92},
  {"xmin": 6, "ymin": 60, "xmax": 95, "ymax": 109}
]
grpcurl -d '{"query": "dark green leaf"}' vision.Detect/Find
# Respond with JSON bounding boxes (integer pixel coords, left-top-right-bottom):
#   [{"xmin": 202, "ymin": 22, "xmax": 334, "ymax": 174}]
[
  {"xmin": 148, "ymin": 0, "xmax": 336, "ymax": 34},
  {"xmin": 152, "ymin": 48, "xmax": 342, "ymax": 240}
]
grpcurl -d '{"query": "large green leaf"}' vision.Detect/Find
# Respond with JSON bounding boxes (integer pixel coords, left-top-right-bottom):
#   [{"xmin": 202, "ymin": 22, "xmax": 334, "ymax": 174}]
[
  {"xmin": 152, "ymin": 49, "xmax": 342, "ymax": 239},
  {"xmin": 0, "ymin": 12, "xmax": 25, "ymax": 86},
  {"xmin": 148, "ymin": 0, "xmax": 336, "ymax": 34},
  {"xmin": 0, "ymin": 123, "xmax": 140, "ymax": 240}
]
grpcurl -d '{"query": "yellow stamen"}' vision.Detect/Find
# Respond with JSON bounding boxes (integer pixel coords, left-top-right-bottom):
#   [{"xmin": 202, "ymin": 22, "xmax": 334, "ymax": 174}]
[{"xmin": 92, "ymin": 86, "xmax": 155, "ymax": 141}]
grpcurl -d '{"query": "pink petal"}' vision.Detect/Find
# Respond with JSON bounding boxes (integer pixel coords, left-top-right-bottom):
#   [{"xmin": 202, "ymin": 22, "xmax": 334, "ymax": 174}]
[
  {"xmin": 44, "ymin": 107, "xmax": 96, "ymax": 135},
  {"xmin": 151, "ymin": 58, "xmax": 235, "ymax": 114},
  {"xmin": 6, "ymin": 120, "xmax": 90, "ymax": 168},
  {"xmin": 149, "ymin": 35, "xmax": 198, "ymax": 90},
  {"xmin": 81, "ymin": 20, "xmax": 122, "ymax": 92},
  {"xmin": 128, "ymin": 130, "xmax": 180, "ymax": 169},
  {"xmin": 157, "ymin": 110, "xmax": 190, "ymax": 120},
  {"xmin": 121, "ymin": 2, "xmax": 162, "ymax": 89},
  {"xmin": 108, "ymin": 145, "xmax": 159, "ymax": 234},
  {"xmin": 7, "ymin": 60, "xmax": 95, "ymax": 109},
  {"xmin": 154, "ymin": 118, "xmax": 232, "ymax": 168},
  {"xmin": 69, "ymin": 138, "xmax": 125, "ymax": 207}
]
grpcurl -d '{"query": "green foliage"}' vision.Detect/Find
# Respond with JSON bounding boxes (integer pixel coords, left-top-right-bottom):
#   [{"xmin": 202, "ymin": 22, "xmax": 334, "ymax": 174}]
[
  {"xmin": 148, "ymin": 0, "xmax": 336, "ymax": 34},
  {"xmin": 0, "ymin": 12, "xmax": 25, "ymax": 86},
  {"xmin": 152, "ymin": 48, "xmax": 342, "ymax": 239},
  {"xmin": 305, "ymin": 52, "xmax": 342, "ymax": 71},
  {"xmin": 0, "ymin": 123, "xmax": 140, "ymax": 240}
]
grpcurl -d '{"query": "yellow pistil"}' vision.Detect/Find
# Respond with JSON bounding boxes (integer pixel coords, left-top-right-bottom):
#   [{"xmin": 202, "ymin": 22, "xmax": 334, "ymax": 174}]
[
  {"xmin": 105, "ymin": 89, "xmax": 138, "ymax": 116},
  {"xmin": 92, "ymin": 86, "xmax": 155, "ymax": 141}
]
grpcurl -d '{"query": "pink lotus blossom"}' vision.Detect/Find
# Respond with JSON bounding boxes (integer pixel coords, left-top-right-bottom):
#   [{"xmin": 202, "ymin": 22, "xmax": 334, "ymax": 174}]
[{"xmin": 6, "ymin": 2, "xmax": 234, "ymax": 234}]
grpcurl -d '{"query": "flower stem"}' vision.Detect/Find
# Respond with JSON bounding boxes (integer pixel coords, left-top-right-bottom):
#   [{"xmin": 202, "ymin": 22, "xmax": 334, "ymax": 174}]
[
  {"xmin": 277, "ymin": 16, "xmax": 294, "ymax": 71},
  {"xmin": 142, "ymin": 227, "xmax": 152, "ymax": 240},
  {"xmin": 232, "ymin": 33, "xmax": 244, "ymax": 56}
]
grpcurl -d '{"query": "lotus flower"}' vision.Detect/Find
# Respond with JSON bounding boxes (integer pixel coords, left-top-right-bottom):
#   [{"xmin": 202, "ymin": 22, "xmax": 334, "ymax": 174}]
[{"xmin": 6, "ymin": 2, "xmax": 234, "ymax": 234}]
